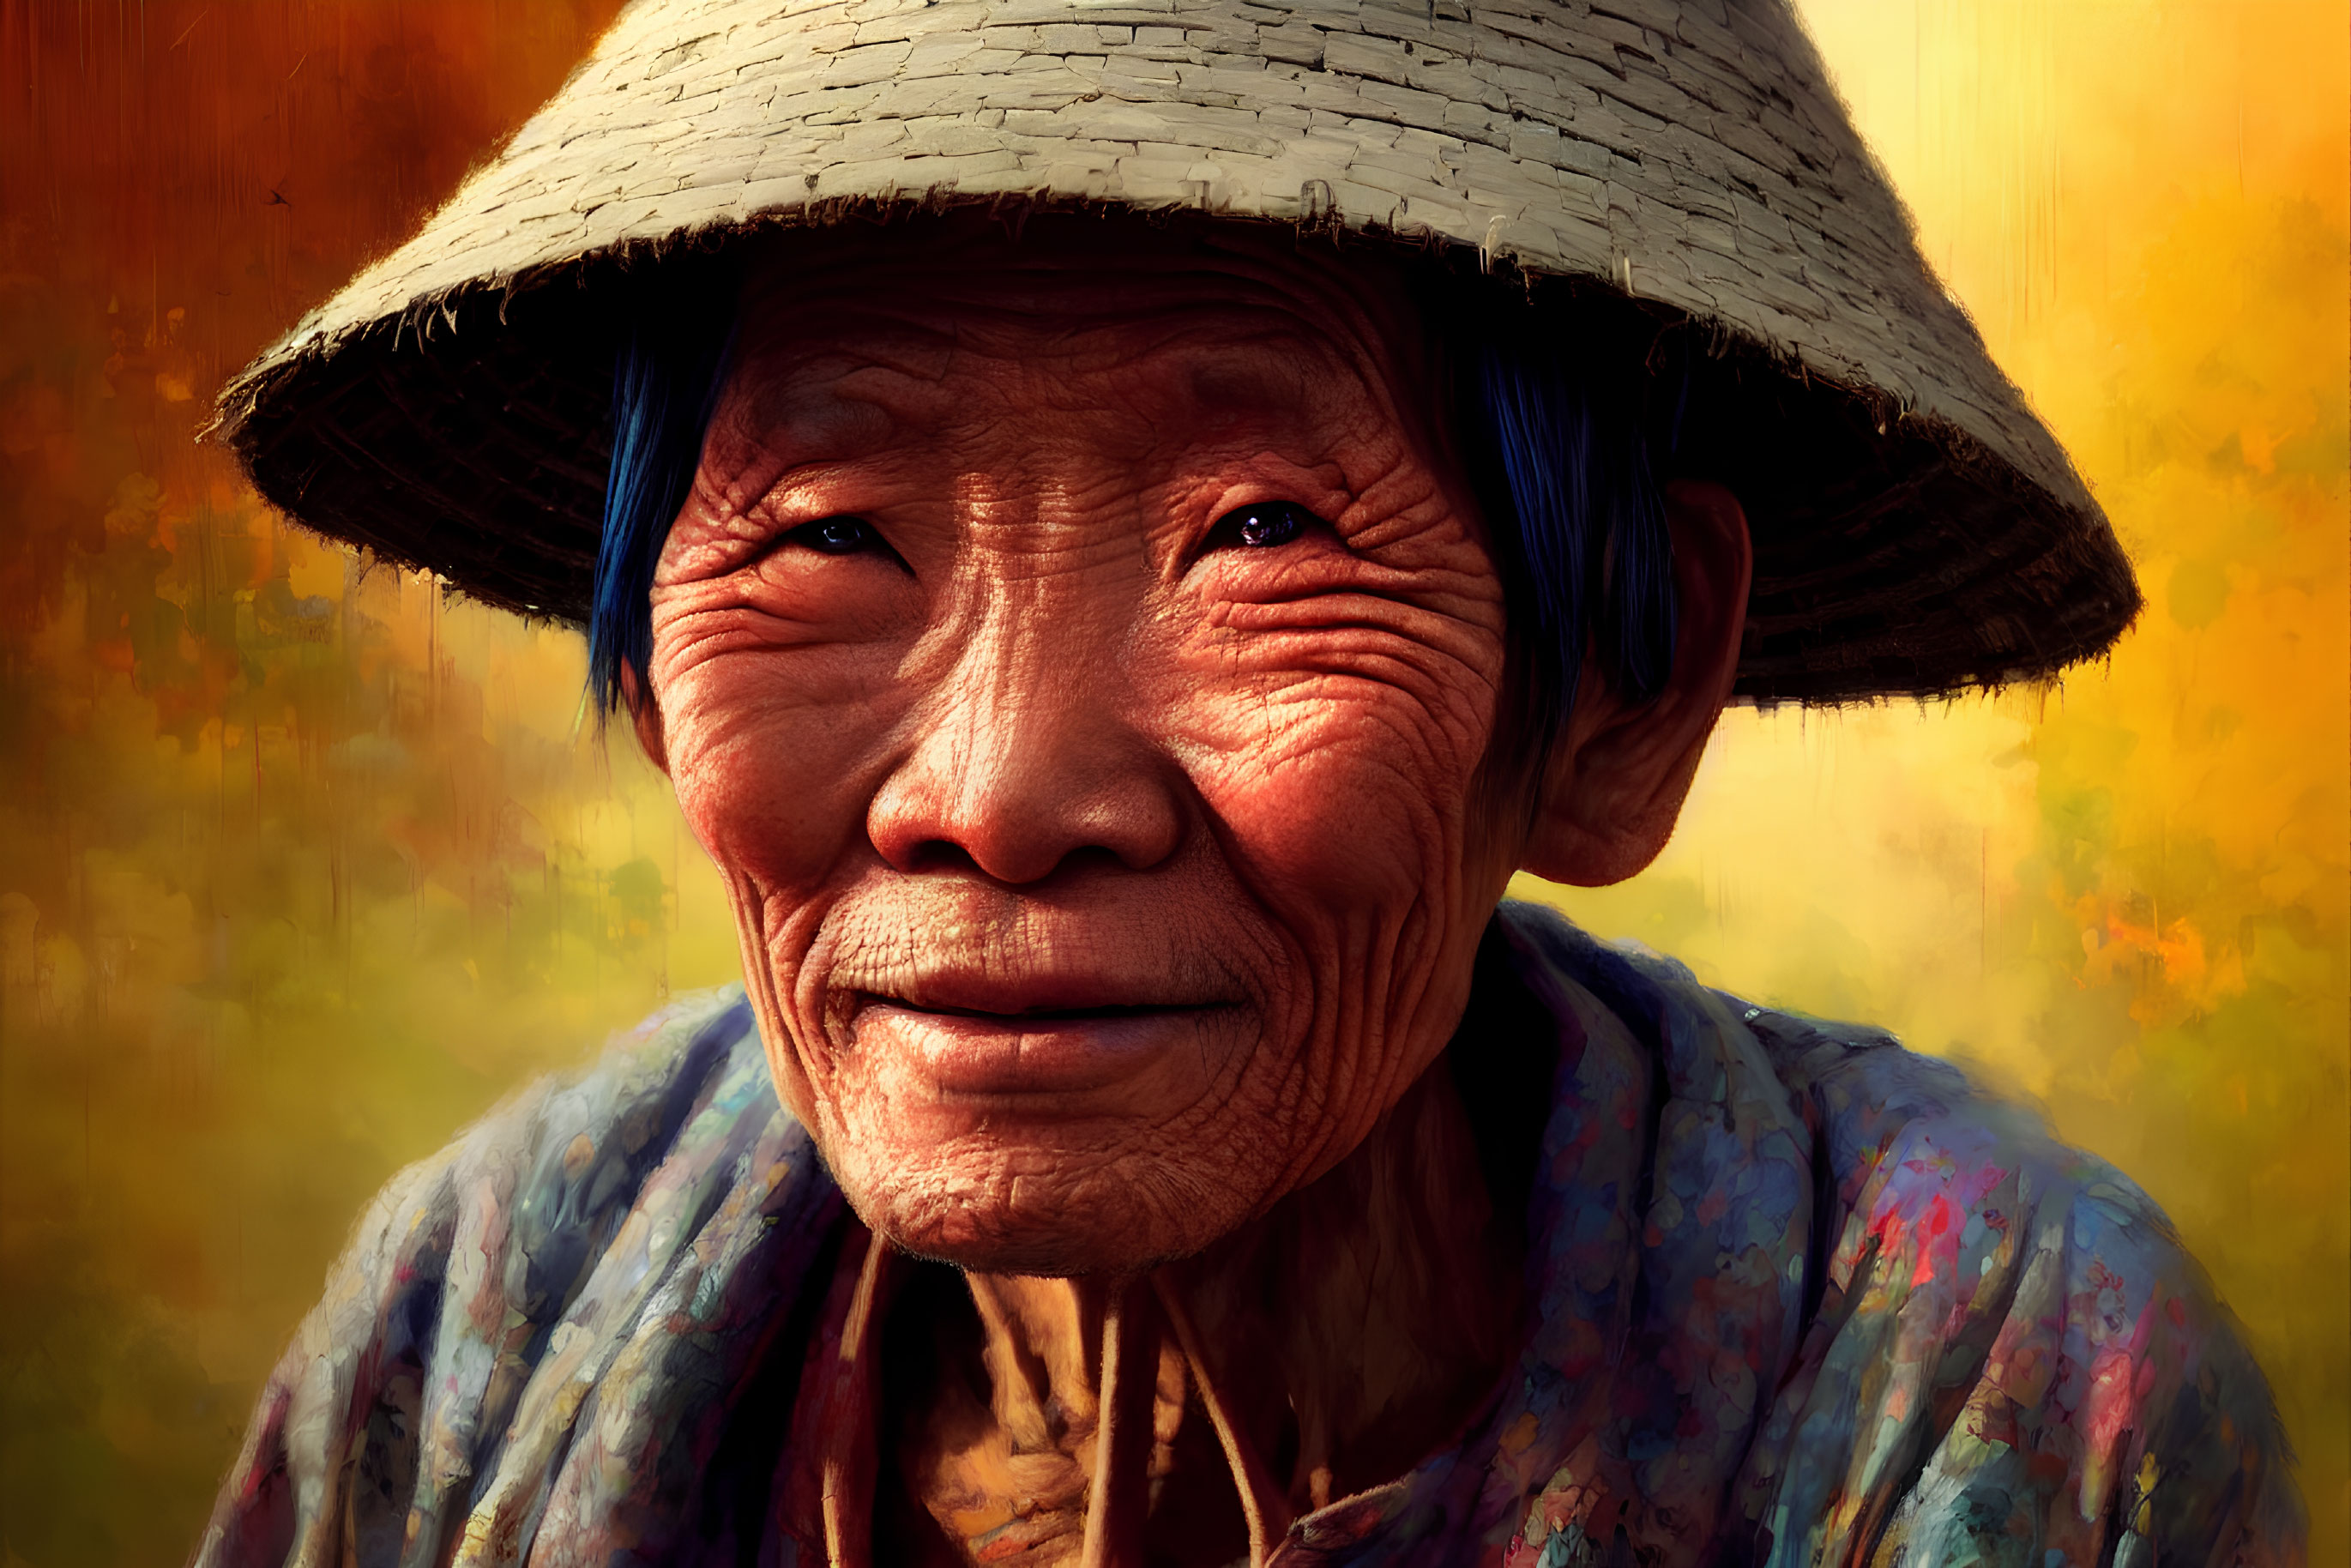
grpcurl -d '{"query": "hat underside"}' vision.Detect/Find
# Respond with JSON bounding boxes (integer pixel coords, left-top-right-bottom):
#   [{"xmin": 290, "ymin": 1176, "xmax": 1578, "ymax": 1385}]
[{"xmin": 227, "ymin": 203, "xmax": 2139, "ymax": 705}]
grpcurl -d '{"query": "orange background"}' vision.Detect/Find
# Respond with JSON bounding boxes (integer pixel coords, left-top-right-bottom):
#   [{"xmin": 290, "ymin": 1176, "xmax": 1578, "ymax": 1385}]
[{"xmin": 1, "ymin": 3, "xmax": 2342, "ymax": 1563}]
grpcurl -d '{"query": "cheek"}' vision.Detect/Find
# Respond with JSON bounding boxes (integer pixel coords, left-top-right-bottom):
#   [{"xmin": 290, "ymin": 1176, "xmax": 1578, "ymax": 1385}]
[
  {"xmin": 1162, "ymin": 636, "xmax": 1506, "ymax": 920},
  {"xmin": 652, "ymin": 629, "xmax": 896, "ymax": 898},
  {"xmin": 1214, "ymin": 704, "xmax": 1450, "ymax": 896}
]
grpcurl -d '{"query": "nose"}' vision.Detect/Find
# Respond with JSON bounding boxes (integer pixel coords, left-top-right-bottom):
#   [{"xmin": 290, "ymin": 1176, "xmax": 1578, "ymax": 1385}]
[{"xmin": 865, "ymin": 610, "xmax": 1187, "ymax": 886}]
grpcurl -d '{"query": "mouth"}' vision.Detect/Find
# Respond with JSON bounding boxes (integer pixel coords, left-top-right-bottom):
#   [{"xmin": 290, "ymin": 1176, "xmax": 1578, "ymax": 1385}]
[
  {"xmin": 883, "ymin": 998, "xmax": 1209, "ymax": 1022},
  {"xmin": 849, "ymin": 990, "xmax": 1243, "ymax": 1098}
]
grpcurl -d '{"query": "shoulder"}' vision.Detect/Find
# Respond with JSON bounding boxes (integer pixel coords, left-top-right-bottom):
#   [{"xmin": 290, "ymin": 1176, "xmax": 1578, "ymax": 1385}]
[
  {"xmin": 1492, "ymin": 902, "xmax": 2304, "ymax": 1567},
  {"xmin": 352, "ymin": 986, "xmax": 776, "ymax": 1318},
  {"xmin": 288, "ymin": 983, "xmax": 777, "ymax": 1371},
  {"xmin": 1733, "ymin": 1007, "xmax": 2306, "ymax": 1568},
  {"xmin": 196, "ymin": 988, "xmax": 844, "ymax": 1568}
]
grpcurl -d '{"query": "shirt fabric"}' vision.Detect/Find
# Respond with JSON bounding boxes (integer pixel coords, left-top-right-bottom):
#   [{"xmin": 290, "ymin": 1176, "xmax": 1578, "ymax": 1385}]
[{"xmin": 192, "ymin": 902, "xmax": 2304, "ymax": 1568}]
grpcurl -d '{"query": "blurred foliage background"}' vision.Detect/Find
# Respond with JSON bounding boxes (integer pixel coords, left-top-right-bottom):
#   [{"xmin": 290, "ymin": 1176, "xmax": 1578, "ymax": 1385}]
[{"xmin": 0, "ymin": 2, "xmax": 2342, "ymax": 1565}]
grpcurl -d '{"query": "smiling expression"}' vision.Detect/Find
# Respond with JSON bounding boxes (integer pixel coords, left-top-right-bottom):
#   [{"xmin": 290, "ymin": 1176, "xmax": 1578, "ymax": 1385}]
[{"xmin": 643, "ymin": 220, "xmax": 1533, "ymax": 1275}]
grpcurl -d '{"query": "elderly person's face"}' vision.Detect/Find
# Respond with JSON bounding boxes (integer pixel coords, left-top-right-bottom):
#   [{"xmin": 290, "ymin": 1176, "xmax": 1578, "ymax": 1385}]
[{"xmin": 638, "ymin": 222, "xmax": 1746, "ymax": 1275}]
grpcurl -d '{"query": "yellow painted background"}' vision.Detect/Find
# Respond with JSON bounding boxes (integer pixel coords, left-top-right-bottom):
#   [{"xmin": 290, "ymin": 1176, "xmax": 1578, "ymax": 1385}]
[{"xmin": 0, "ymin": 3, "xmax": 2342, "ymax": 1563}]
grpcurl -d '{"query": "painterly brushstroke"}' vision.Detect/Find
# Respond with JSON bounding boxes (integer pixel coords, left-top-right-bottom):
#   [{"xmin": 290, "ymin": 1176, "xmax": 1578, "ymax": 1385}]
[
  {"xmin": 187, "ymin": 907, "xmax": 2297, "ymax": 1565},
  {"xmin": 0, "ymin": 3, "xmax": 2342, "ymax": 1565}
]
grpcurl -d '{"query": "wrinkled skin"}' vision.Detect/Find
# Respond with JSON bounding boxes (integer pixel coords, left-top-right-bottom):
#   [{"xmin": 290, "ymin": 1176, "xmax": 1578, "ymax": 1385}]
[{"xmin": 637, "ymin": 219, "xmax": 1750, "ymax": 1277}]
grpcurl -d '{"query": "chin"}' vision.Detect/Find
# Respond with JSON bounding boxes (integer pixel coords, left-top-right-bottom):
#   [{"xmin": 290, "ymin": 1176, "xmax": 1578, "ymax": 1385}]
[{"xmin": 823, "ymin": 1135, "xmax": 1264, "ymax": 1277}]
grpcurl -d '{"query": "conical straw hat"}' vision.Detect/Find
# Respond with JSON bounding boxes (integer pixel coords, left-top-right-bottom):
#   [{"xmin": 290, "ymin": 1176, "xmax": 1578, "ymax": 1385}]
[{"xmin": 216, "ymin": 0, "xmax": 2138, "ymax": 703}]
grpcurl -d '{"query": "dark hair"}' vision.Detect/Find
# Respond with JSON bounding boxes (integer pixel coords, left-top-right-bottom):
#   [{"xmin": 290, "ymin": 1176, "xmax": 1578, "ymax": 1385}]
[
  {"xmin": 588, "ymin": 297, "xmax": 1677, "ymax": 740},
  {"xmin": 1460, "ymin": 329, "xmax": 1678, "ymax": 745},
  {"xmin": 589, "ymin": 309, "xmax": 732, "ymax": 715}
]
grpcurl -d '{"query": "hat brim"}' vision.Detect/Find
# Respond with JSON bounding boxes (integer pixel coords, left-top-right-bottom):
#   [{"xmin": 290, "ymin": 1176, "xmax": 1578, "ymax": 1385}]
[{"xmin": 220, "ymin": 201, "xmax": 2139, "ymax": 705}]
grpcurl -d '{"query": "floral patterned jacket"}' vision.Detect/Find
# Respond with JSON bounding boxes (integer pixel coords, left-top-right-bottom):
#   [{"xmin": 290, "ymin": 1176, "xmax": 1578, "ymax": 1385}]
[{"xmin": 193, "ymin": 902, "xmax": 2303, "ymax": 1568}]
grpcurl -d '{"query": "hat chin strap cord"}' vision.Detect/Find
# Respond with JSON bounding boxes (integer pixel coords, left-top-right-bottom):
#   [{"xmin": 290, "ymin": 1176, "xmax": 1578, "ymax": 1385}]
[
  {"xmin": 1149, "ymin": 1272, "xmax": 1296, "ymax": 1565},
  {"xmin": 1073, "ymin": 1277, "xmax": 1159, "ymax": 1567},
  {"xmin": 1062, "ymin": 1272, "xmax": 1299, "ymax": 1568},
  {"xmin": 816, "ymin": 1241, "xmax": 1293, "ymax": 1568}
]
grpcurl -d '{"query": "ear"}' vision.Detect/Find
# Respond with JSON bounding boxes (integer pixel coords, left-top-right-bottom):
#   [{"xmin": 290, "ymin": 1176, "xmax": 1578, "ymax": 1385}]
[
  {"xmin": 1517, "ymin": 479, "xmax": 1751, "ymax": 886},
  {"xmin": 622, "ymin": 661, "xmax": 672, "ymax": 775}
]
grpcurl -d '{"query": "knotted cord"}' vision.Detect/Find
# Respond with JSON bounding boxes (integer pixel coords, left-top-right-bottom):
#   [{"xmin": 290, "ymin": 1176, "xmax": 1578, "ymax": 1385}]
[{"xmin": 811, "ymin": 1244, "xmax": 1295, "ymax": 1566}]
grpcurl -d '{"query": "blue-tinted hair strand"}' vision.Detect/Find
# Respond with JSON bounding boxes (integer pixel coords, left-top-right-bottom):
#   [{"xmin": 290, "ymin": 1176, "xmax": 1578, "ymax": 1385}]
[
  {"xmin": 1473, "ymin": 341, "xmax": 1678, "ymax": 737},
  {"xmin": 591, "ymin": 317, "xmax": 732, "ymax": 718}
]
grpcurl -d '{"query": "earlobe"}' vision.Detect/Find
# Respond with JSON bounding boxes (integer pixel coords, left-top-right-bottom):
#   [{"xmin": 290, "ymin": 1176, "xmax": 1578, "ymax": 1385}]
[
  {"xmin": 623, "ymin": 663, "xmax": 672, "ymax": 775},
  {"xmin": 1517, "ymin": 479, "xmax": 1752, "ymax": 887}
]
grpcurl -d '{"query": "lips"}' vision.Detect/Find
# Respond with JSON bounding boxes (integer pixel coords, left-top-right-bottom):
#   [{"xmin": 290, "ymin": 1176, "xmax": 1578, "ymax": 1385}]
[
  {"xmin": 862, "ymin": 962, "xmax": 1222, "ymax": 1017},
  {"xmin": 847, "ymin": 973, "xmax": 1240, "ymax": 1099},
  {"xmin": 805, "ymin": 884, "xmax": 1260, "ymax": 1102}
]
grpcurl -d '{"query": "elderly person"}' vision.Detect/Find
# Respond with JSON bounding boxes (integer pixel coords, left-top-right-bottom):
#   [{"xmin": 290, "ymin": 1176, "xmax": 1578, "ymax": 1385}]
[{"xmin": 196, "ymin": 3, "xmax": 2300, "ymax": 1566}]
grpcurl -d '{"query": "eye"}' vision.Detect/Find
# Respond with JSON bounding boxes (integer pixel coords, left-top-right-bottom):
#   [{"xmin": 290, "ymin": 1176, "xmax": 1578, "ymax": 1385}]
[
  {"xmin": 1207, "ymin": 501, "xmax": 1316, "ymax": 552},
  {"xmin": 788, "ymin": 516, "xmax": 882, "ymax": 555}
]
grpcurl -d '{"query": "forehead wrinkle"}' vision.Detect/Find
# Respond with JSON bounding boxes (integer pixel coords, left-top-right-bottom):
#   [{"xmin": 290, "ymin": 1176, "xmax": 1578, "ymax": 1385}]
[
  {"xmin": 732, "ymin": 343, "xmax": 1364, "ymax": 501},
  {"xmin": 726, "ymin": 333, "xmax": 963, "ymax": 438},
  {"xmin": 997, "ymin": 324, "xmax": 1390, "ymax": 484},
  {"xmin": 713, "ymin": 249, "xmax": 1440, "ymax": 540}
]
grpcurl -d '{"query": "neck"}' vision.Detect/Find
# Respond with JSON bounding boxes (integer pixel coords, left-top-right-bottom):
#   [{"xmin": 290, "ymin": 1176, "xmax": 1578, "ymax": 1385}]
[
  {"xmin": 1166, "ymin": 1049, "xmax": 1526, "ymax": 1505},
  {"xmin": 889, "ymin": 1053, "xmax": 1527, "ymax": 1566}
]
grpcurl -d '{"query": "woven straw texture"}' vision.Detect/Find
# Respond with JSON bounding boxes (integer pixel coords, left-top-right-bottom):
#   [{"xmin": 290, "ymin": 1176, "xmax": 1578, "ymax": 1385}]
[{"xmin": 217, "ymin": 0, "xmax": 2142, "ymax": 702}]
